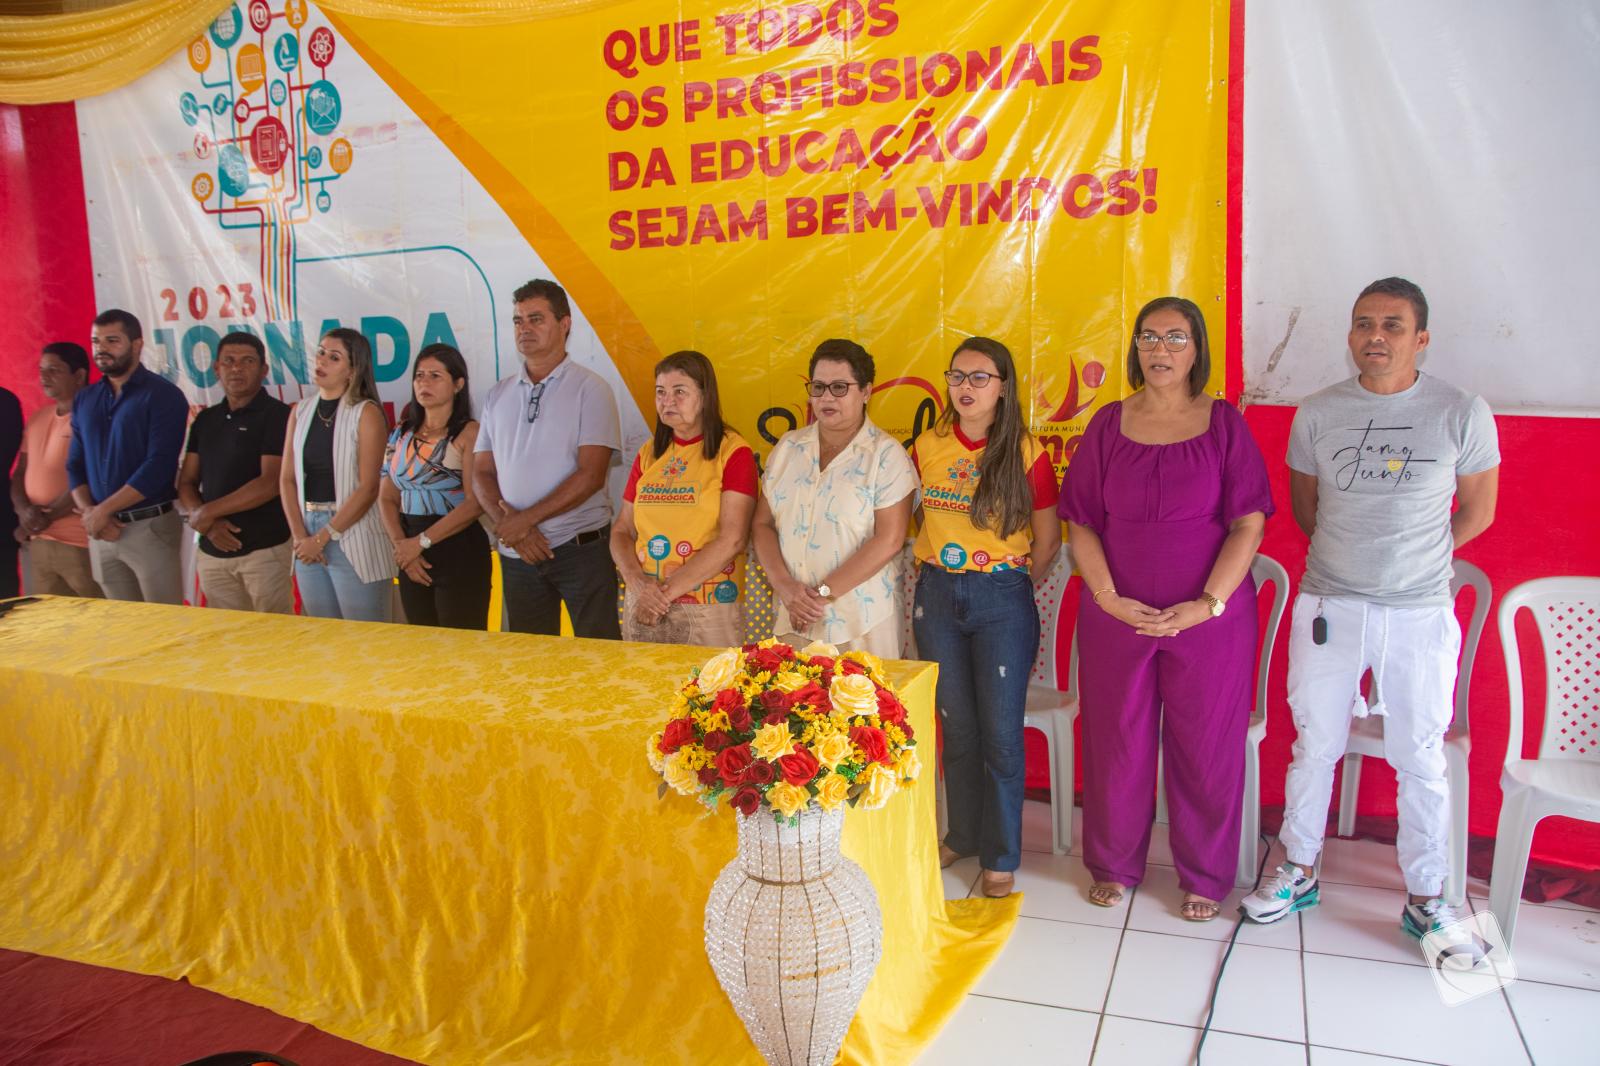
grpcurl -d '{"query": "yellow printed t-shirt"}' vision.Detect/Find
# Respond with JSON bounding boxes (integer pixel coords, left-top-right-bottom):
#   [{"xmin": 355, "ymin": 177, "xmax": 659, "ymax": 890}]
[
  {"xmin": 912, "ymin": 423, "xmax": 1060, "ymax": 572},
  {"xmin": 624, "ymin": 430, "xmax": 758, "ymax": 604}
]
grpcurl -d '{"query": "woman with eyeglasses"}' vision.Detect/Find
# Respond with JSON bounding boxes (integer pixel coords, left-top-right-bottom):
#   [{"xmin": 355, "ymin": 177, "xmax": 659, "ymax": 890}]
[
  {"xmin": 610, "ymin": 351, "xmax": 757, "ymax": 646},
  {"xmin": 1060, "ymin": 297, "xmax": 1272, "ymax": 921},
  {"xmin": 280, "ymin": 327, "xmax": 396, "ymax": 622},
  {"xmin": 377, "ymin": 344, "xmax": 492, "ymax": 629},
  {"xmin": 752, "ymin": 338, "xmax": 917, "ymax": 656},
  {"xmin": 913, "ymin": 337, "xmax": 1061, "ymax": 899}
]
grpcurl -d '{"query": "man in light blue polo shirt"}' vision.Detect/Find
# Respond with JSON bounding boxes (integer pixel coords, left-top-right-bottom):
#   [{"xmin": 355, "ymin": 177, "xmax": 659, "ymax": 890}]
[{"xmin": 473, "ymin": 279, "xmax": 622, "ymax": 638}]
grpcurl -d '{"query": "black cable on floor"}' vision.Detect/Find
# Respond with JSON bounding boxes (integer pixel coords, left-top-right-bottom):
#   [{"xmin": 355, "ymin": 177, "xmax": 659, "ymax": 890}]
[{"xmin": 1194, "ymin": 833, "xmax": 1273, "ymax": 1066}]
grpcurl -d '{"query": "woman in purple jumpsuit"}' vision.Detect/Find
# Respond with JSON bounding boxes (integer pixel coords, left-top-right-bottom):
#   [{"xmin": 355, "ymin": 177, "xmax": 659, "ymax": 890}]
[{"xmin": 1060, "ymin": 297, "xmax": 1273, "ymax": 920}]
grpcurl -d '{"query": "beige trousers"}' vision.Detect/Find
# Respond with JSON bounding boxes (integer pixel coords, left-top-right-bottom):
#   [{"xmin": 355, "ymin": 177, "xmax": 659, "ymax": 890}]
[
  {"xmin": 621, "ymin": 587, "xmax": 744, "ymax": 649},
  {"xmin": 196, "ymin": 541, "xmax": 294, "ymax": 614},
  {"xmin": 25, "ymin": 537, "xmax": 104, "ymax": 598}
]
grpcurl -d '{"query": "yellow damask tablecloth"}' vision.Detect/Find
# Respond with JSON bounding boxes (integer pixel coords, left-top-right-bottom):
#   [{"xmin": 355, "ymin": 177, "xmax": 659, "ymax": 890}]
[{"xmin": 0, "ymin": 597, "xmax": 1019, "ymax": 1065}]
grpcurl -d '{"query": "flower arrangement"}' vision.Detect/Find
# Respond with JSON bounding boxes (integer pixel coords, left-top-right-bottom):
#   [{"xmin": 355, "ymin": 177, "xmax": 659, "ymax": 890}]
[{"xmin": 648, "ymin": 639, "xmax": 920, "ymax": 821}]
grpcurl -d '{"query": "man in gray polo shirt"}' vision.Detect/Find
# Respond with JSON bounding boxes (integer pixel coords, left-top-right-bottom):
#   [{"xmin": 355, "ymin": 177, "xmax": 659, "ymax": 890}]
[
  {"xmin": 1244, "ymin": 278, "xmax": 1499, "ymax": 955},
  {"xmin": 473, "ymin": 279, "xmax": 622, "ymax": 638}
]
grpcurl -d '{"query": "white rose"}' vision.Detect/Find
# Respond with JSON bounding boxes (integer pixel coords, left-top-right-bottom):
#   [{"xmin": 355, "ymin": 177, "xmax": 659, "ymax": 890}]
[
  {"xmin": 696, "ymin": 649, "xmax": 742, "ymax": 693},
  {"xmin": 829, "ymin": 672, "xmax": 879, "ymax": 718},
  {"xmin": 801, "ymin": 640, "xmax": 841, "ymax": 658}
]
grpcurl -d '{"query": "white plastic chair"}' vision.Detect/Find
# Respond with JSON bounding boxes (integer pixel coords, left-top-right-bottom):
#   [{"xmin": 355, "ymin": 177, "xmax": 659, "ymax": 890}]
[
  {"xmin": 1335, "ymin": 559, "xmax": 1490, "ymax": 903},
  {"xmin": 1488, "ymin": 577, "xmax": 1600, "ymax": 951},
  {"xmin": 1023, "ymin": 546, "xmax": 1079, "ymax": 854},
  {"xmin": 1153, "ymin": 552, "xmax": 1289, "ymax": 888}
]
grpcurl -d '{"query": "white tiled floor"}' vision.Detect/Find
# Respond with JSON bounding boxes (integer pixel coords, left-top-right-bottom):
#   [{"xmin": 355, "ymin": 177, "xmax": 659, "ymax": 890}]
[{"xmin": 920, "ymin": 801, "xmax": 1598, "ymax": 1065}]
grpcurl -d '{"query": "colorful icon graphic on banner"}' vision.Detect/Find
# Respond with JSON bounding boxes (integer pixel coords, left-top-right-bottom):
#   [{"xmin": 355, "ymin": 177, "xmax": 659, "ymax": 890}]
[
  {"xmin": 305, "ymin": 80, "xmax": 341, "ymax": 135},
  {"xmin": 179, "ymin": 4, "xmax": 353, "ymax": 321},
  {"xmin": 274, "ymin": 34, "xmax": 299, "ymax": 72},
  {"xmin": 210, "ymin": 5, "xmax": 243, "ymax": 48},
  {"xmin": 250, "ymin": 117, "xmax": 290, "ymax": 174},
  {"xmin": 236, "ymin": 44, "xmax": 266, "ymax": 94},
  {"xmin": 308, "ymin": 27, "xmax": 335, "ymax": 68},
  {"xmin": 248, "ymin": 0, "xmax": 271, "ymax": 33}
]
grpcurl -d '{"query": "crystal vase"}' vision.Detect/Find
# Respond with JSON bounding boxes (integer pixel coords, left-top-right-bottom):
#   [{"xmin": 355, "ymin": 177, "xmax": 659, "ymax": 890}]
[{"xmin": 704, "ymin": 804, "xmax": 883, "ymax": 1066}]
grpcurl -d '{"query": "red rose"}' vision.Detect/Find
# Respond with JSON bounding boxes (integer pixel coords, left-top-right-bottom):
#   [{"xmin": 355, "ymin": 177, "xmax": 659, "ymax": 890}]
[
  {"xmin": 744, "ymin": 759, "xmax": 776, "ymax": 786},
  {"xmin": 850, "ymin": 725, "xmax": 891, "ymax": 765},
  {"xmin": 839, "ymin": 658, "xmax": 867, "ymax": 675},
  {"xmin": 747, "ymin": 647, "xmax": 787, "ymax": 674},
  {"xmin": 697, "ymin": 766, "xmax": 720, "ymax": 786},
  {"xmin": 777, "ymin": 746, "xmax": 821, "ymax": 787},
  {"xmin": 758, "ymin": 690, "xmax": 788, "ymax": 714},
  {"xmin": 713, "ymin": 688, "xmax": 746, "ymax": 714},
  {"xmin": 876, "ymin": 688, "xmax": 907, "ymax": 726},
  {"xmin": 730, "ymin": 786, "xmax": 762, "ymax": 816},
  {"xmin": 716, "ymin": 743, "xmax": 754, "ymax": 786},
  {"xmin": 785, "ymin": 681, "xmax": 830, "ymax": 712},
  {"xmin": 772, "ymin": 643, "xmax": 797, "ymax": 661},
  {"xmin": 703, "ymin": 730, "xmax": 732, "ymax": 752},
  {"xmin": 727, "ymin": 702, "xmax": 753, "ymax": 733},
  {"xmin": 762, "ymin": 710, "xmax": 789, "ymax": 726},
  {"xmin": 660, "ymin": 717, "xmax": 697, "ymax": 754},
  {"xmin": 808, "ymin": 655, "xmax": 835, "ymax": 672}
]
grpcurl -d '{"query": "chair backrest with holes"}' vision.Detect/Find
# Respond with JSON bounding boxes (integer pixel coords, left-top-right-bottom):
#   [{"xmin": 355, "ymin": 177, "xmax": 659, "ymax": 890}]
[
  {"xmin": 1250, "ymin": 553, "xmax": 1290, "ymax": 726},
  {"xmin": 1497, "ymin": 576, "xmax": 1600, "ymax": 767},
  {"xmin": 1030, "ymin": 545, "xmax": 1077, "ymax": 697}
]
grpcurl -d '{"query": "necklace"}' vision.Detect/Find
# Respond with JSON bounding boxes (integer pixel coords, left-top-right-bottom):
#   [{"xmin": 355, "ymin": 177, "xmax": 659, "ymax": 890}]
[{"xmin": 315, "ymin": 398, "xmax": 338, "ymax": 427}]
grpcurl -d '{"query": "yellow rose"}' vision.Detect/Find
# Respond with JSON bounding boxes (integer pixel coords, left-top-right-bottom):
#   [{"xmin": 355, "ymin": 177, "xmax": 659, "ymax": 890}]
[
  {"xmin": 860, "ymin": 762, "xmax": 899, "ymax": 810},
  {"xmin": 751, "ymin": 722, "xmax": 796, "ymax": 761},
  {"xmin": 696, "ymin": 648, "xmax": 743, "ymax": 693},
  {"xmin": 800, "ymin": 640, "xmax": 841, "ymax": 658},
  {"xmin": 814, "ymin": 771, "xmax": 851, "ymax": 811},
  {"xmin": 829, "ymin": 672, "xmax": 879, "ymax": 719},
  {"xmin": 767, "ymin": 781, "xmax": 812, "ymax": 818},
  {"xmin": 647, "ymin": 731, "xmax": 665, "ymax": 773},
  {"xmin": 813, "ymin": 730, "xmax": 855, "ymax": 772},
  {"xmin": 663, "ymin": 751, "xmax": 702, "ymax": 796},
  {"xmin": 895, "ymin": 745, "xmax": 921, "ymax": 783},
  {"xmin": 771, "ymin": 668, "xmax": 811, "ymax": 693}
]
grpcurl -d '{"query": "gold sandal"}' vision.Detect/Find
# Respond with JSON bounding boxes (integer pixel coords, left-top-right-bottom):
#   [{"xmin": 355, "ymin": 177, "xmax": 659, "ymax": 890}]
[
  {"xmin": 1088, "ymin": 881, "xmax": 1125, "ymax": 907},
  {"xmin": 1181, "ymin": 895, "xmax": 1221, "ymax": 922}
]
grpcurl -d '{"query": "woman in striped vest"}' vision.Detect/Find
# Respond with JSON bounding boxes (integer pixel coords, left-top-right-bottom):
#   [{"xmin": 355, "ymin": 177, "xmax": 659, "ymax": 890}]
[{"xmin": 279, "ymin": 327, "xmax": 396, "ymax": 621}]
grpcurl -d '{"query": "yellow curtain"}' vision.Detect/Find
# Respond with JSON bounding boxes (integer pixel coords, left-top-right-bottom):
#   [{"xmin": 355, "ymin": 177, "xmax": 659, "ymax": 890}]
[{"xmin": 0, "ymin": 0, "xmax": 631, "ymax": 104}]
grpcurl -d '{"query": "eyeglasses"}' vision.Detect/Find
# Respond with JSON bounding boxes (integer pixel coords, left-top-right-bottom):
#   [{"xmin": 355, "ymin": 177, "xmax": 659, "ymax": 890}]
[
  {"xmin": 1134, "ymin": 331, "xmax": 1191, "ymax": 352},
  {"xmin": 806, "ymin": 380, "xmax": 860, "ymax": 397},
  {"xmin": 944, "ymin": 369, "xmax": 1001, "ymax": 388},
  {"xmin": 526, "ymin": 380, "xmax": 548, "ymax": 423}
]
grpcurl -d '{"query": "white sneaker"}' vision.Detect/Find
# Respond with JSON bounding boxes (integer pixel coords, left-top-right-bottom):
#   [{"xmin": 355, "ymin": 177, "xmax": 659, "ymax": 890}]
[
  {"xmin": 1402, "ymin": 898, "xmax": 1489, "ymax": 970},
  {"xmin": 1240, "ymin": 863, "xmax": 1319, "ymax": 924}
]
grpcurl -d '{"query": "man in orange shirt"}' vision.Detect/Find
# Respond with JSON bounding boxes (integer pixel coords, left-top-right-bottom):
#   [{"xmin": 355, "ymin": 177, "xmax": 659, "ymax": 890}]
[{"xmin": 9, "ymin": 342, "xmax": 101, "ymax": 597}]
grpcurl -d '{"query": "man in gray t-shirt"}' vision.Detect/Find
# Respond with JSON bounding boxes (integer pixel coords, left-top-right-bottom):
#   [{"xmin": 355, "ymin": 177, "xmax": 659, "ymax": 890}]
[{"xmin": 1243, "ymin": 278, "xmax": 1500, "ymax": 952}]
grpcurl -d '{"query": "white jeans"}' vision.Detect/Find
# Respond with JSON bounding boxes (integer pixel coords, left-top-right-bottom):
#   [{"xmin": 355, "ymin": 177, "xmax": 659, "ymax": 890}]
[{"xmin": 1281, "ymin": 593, "xmax": 1460, "ymax": 897}]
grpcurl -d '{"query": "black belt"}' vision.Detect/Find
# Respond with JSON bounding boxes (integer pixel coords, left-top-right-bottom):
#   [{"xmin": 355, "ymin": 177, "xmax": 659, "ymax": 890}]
[
  {"xmin": 114, "ymin": 500, "xmax": 175, "ymax": 523},
  {"xmin": 553, "ymin": 524, "xmax": 610, "ymax": 551}
]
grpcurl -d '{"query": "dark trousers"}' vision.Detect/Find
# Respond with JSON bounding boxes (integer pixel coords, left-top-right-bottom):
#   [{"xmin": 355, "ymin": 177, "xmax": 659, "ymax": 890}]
[
  {"xmin": 500, "ymin": 531, "xmax": 621, "ymax": 639},
  {"xmin": 913, "ymin": 565, "xmax": 1040, "ymax": 873},
  {"xmin": 398, "ymin": 513, "xmax": 492, "ymax": 630}
]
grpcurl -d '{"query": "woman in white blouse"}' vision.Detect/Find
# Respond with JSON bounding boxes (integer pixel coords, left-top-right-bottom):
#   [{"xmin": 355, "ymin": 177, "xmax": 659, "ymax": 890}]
[{"xmin": 751, "ymin": 339, "xmax": 916, "ymax": 657}]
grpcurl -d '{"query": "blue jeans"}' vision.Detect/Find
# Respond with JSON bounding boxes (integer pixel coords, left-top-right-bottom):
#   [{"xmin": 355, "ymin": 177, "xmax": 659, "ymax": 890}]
[
  {"xmin": 913, "ymin": 565, "xmax": 1039, "ymax": 872},
  {"xmin": 294, "ymin": 510, "xmax": 393, "ymax": 623}
]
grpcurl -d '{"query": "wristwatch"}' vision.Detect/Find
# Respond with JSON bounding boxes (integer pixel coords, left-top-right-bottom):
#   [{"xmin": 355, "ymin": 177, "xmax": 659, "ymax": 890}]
[
  {"xmin": 326, "ymin": 525, "xmax": 343, "ymax": 543},
  {"xmin": 815, "ymin": 584, "xmax": 832, "ymax": 599},
  {"xmin": 418, "ymin": 533, "xmax": 433, "ymax": 550},
  {"xmin": 1200, "ymin": 592, "xmax": 1225, "ymax": 617}
]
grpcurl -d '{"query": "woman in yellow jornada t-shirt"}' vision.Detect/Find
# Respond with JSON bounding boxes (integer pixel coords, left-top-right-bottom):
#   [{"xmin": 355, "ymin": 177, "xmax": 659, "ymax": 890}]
[
  {"xmin": 609, "ymin": 351, "xmax": 757, "ymax": 647},
  {"xmin": 912, "ymin": 337, "xmax": 1061, "ymax": 899}
]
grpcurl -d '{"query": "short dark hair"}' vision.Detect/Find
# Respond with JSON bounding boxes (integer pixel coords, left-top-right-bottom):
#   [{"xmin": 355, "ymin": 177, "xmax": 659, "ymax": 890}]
[
  {"xmin": 1126, "ymin": 297, "xmax": 1212, "ymax": 398},
  {"xmin": 1356, "ymin": 276, "xmax": 1428, "ymax": 331},
  {"xmin": 512, "ymin": 279, "xmax": 571, "ymax": 320},
  {"xmin": 807, "ymin": 339, "xmax": 875, "ymax": 386},
  {"xmin": 399, "ymin": 343, "xmax": 474, "ymax": 441},
  {"xmin": 652, "ymin": 350, "xmax": 729, "ymax": 461},
  {"xmin": 42, "ymin": 341, "xmax": 89, "ymax": 376},
  {"xmin": 217, "ymin": 331, "xmax": 266, "ymax": 361},
  {"xmin": 93, "ymin": 308, "xmax": 143, "ymax": 341}
]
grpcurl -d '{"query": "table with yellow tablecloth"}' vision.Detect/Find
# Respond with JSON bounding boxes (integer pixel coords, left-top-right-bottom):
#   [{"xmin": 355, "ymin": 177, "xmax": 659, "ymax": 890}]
[{"xmin": 0, "ymin": 597, "xmax": 1019, "ymax": 1065}]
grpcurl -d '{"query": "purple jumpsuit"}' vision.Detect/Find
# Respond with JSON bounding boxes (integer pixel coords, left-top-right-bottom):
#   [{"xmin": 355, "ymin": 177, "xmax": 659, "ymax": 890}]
[{"xmin": 1059, "ymin": 400, "xmax": 1274, "ymax": 902}]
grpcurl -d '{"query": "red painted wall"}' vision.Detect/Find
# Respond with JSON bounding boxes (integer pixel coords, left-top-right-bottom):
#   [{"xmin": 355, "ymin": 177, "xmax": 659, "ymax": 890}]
[{"xmin": 0, "ymin": 103, "xmax": 97, "ymax": 413}]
